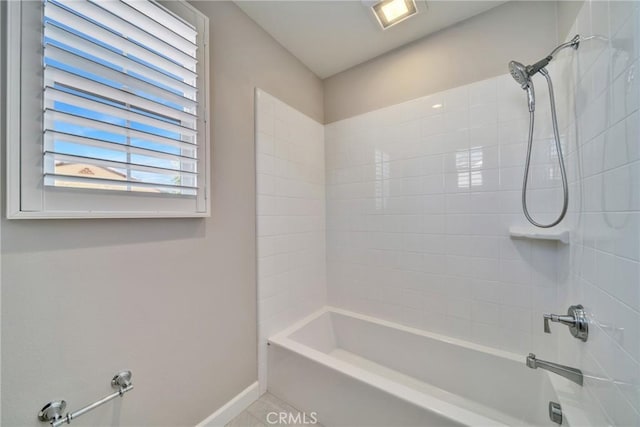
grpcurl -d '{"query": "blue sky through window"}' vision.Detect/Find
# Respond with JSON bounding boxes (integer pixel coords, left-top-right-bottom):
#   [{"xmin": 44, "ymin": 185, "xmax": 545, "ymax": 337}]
[{"xmin": 44, "ymin": 0, "xmax": 198, "ymax": 192}]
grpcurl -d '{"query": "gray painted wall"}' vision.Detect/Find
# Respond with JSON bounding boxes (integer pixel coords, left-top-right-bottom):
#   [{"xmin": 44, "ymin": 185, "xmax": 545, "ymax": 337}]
[
  {"xmin": 0, "ymin": 1, "xmax": 322, "ymax": 426},
  {"xmin": 323, "ymin": 1, "xmax": 562, "ymax": 123},
  {"xmin": 557, "ymin": 0, "xmax": 585, "ymax": 40}
]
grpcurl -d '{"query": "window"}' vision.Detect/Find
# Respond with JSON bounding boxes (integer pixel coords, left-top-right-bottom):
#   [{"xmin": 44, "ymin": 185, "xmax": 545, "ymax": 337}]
[{"xmin": 5, "ymin": 0, "xmax": 210, "ymax": 218}]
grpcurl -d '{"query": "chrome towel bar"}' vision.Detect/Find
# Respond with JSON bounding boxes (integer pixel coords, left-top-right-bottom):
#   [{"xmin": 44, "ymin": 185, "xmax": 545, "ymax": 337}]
[{"xmin": 38, "ymin": 371, "xmax": 133, "ymax": 427}]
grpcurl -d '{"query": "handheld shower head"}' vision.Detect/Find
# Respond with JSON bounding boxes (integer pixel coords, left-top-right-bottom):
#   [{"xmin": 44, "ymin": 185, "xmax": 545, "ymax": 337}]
[
  {"xmin": 509, "ymin": 35, "xmax": 581, "ymax": 114},
  {"xmin": 509, "ymin": 60, "xmax": 529, "ymax": 89},
  {"xmin": 509, "ymin": 60, "xmax": 535, "ymax": 112},
  {"xmin": 509, "ymin": 35, "xmax": 581, "ymax": 229}
]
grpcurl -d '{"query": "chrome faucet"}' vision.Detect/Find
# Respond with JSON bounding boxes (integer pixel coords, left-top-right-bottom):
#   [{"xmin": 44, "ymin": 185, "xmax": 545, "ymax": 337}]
[{"xmin": 526, "ymin": 353, "xmax": 583, "ymax": 386}]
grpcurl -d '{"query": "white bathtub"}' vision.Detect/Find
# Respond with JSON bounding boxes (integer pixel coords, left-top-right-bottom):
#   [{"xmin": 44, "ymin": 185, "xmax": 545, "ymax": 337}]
[{"xmin": 268, "ymin": 307, "xmax": 564, "ymax": 427}]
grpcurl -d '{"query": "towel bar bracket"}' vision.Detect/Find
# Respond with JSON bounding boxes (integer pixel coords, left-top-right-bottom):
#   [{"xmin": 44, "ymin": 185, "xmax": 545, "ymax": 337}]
[{"xmin": 38, "ymin": 401, "xmax": 67, "ymax": 423}]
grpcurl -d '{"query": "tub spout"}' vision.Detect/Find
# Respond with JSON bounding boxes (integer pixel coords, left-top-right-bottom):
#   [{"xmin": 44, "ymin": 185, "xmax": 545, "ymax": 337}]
[{"xmin": 526, "ymin": 353, "xmax": 583, "ymax": 386}]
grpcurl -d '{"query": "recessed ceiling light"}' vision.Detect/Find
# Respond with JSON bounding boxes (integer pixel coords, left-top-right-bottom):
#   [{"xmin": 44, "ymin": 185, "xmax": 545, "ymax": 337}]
[
  {"xmin": 372, "ymin": 0, "xmax": 418, "ymax": 29},
  {"xmin": 432, "ymin": 103, "xmax": 443, "ymax": 109}
]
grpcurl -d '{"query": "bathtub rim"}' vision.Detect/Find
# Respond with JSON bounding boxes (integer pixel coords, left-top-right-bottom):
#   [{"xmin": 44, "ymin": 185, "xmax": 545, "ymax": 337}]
[
  {"xmin": 269, "ymin": 306, "xmax": 533, "ymax": 427},
  {"xmin": 271, "ymin": 305, "xmax": 525, "ymax": 362}
]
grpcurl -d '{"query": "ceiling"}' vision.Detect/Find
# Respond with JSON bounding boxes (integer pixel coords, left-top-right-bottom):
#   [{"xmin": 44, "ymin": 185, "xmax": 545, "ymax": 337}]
[{"xmin": 236, "ymin": 1, "xmax": 508, "ymax": 79}]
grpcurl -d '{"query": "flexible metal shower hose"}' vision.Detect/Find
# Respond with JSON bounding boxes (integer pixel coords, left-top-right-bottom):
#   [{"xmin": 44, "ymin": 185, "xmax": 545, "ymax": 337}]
[{"xmin": 521, "ymin": 68, "xmax": 569, "ymax": 228}]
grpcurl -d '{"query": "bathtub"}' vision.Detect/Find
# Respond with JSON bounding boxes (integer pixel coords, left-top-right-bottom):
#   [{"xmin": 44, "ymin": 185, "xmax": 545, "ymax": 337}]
[{"xmin": 268, "ymin": 307, "xmax": 564, "ymax": 426}]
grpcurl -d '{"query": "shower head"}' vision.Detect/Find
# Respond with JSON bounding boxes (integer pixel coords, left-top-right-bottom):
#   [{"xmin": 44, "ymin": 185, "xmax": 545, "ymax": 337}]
[
  {"xmin": 509, "ymin": 56, "xmax": 551, "ymax": 87},
  {"xmin": 509, "ymin": 60, "xmax": 536, "ymax": 112},
  {"xmin": 509, "ymin": 60, "xmax": 530, "ymax": 89},
  {"xmin": 508, "ymin": 35, "xmax": 581, "ymax": 113}
]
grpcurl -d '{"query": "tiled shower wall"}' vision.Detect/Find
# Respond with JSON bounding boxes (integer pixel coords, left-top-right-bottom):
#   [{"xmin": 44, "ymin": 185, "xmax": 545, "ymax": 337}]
[
  {"xmin": 255, "ymin": 90, "xmax": 326, "ymax": 393},
  {"xmin": 325, "ymin": 71, "xmax": 566, "ymax": 355},
  {"xmin": 556, "ymin": 1, "xmax": 640, "ymax": 425}
]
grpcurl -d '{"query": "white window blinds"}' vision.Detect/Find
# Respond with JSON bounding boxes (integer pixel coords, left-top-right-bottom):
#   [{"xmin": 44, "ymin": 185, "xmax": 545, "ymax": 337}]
[{"xmin": 43, "ymin": 0, "xmax": 200, "ymax": 196}]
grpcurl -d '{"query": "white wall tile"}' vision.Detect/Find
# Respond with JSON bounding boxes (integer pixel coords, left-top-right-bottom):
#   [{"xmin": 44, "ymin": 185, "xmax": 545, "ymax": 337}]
[
  {"xmin": 556, "ymin": 2, "xmax": 640, "ymax": 424},
  {"xmin": 256, "ymin": 90, "xmax": 326, "ymax": 393},
  {"xmin": 325, "ymin": 73, "xmax": 563, "ymax": 355}
]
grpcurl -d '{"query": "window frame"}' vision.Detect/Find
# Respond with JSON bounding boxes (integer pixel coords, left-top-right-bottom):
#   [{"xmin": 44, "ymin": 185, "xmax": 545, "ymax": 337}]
[{"xmin": 5, "ymin": 0, "xmax": 211, "ymax": 219}]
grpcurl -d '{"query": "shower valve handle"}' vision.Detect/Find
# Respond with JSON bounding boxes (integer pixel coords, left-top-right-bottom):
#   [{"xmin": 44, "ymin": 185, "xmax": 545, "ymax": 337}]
[
  {"xmin": 543, "ymin": 305, "xmax": 588, "ymax": 342},
  {"xmin": 543, "ymin": 314, "xmax": 576, "ymax": 332}
]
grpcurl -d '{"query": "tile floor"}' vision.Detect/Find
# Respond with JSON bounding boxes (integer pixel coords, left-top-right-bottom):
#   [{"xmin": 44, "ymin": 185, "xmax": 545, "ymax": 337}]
[{"xmin": 226, "ymin": 393, "xmax": 323, "ymax": 427}]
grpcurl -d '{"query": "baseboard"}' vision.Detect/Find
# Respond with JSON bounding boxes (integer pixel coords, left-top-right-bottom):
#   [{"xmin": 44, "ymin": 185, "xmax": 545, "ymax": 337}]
[{"xmin": 196, "ymin": 381, "xmax": 260, "ymax": 427}]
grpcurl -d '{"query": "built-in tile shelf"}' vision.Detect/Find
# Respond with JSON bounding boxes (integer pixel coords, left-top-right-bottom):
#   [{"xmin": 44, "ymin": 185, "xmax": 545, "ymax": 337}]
[{"xmin": 508, "ymin": 226, "xmax": 570, "ymax": 244}]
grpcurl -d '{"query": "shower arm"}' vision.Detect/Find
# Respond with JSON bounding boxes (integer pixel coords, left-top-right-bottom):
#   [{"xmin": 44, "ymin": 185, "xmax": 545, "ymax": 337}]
[
  {"xmin": 521, "ymin": 35, "xmax": 581, "ymax": 84},
  {"xmin": 547, "ymin": 34, "xmax": 581, "ymax": 60}
]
